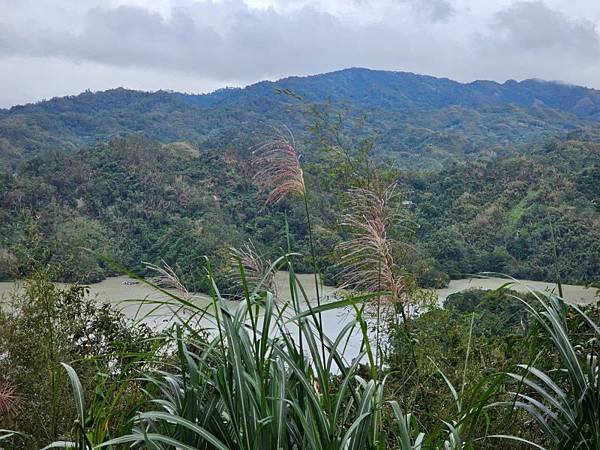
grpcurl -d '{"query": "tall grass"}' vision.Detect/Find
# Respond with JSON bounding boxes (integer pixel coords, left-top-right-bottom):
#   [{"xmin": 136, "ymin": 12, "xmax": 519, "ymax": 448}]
[
  {"xmin": 491, "ymin": 289, "xmax": 599, "ymax": 449},
  {"xmin": 52, "ymin": 253, "xmax": 479, "ymax": 449},
  {"xmin": 337, "ymin": 183, "xmax": 406, "ymax": 370},
  {"xmin": 252, "ymin": 129, "xmax": 327, "ymax": 368},
  {"xmin": 94, "ymin": 254, "xmax": 395, "ymax": 450},
  {"xmin": 45, "ymin": 260, "xmax": 600, "ymax": 449}
]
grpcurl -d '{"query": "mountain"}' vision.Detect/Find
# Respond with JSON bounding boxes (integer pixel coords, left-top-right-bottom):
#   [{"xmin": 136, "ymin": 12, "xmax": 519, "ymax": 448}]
[
  {"xmin": 3, "ymin": 68, "xmax": 600, "ymax": 170},
  {"xmin": 1, "ymin": 135, "xmax": 598, "ymax": 288},
  {"xmin": 1, "ymin": 68, "xmax": 599, "ymax": 287}
]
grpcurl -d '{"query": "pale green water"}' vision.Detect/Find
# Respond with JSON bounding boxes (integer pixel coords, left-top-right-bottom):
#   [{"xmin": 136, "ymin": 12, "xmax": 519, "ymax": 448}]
[
  {"xmin": 0, "ymin": 274, "xmax": 595, "ymax": 309},
  {"xmin": 0, "ymin": 273, "xmax": 596, "ymax": 361},
  {"xmin": 436, "ymin": 277, "xmax": 597, "ymax": 305},
  {"xmin": 0, "ymin": 272, "xmax": 341, "ymax": 330}
]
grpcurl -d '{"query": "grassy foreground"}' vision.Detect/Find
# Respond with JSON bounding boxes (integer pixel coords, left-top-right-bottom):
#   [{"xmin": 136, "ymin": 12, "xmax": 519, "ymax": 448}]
[{"xmin": 1, "ymin": 263, "xmax": 597, "ymax": 449}]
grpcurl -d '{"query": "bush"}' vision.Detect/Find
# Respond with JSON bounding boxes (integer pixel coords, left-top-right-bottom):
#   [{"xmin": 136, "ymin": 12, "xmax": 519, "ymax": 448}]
[{"xmin": 0, "ymin": 272, "xmax": 154, "ymax": 449}]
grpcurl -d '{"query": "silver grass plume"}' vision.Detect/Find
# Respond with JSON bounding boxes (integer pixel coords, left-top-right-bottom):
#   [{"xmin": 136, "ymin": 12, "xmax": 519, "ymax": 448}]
[
  {"xmin": 336, "ymin": 183, "xmax": 405, "ymax": 308},
  {"xmin": 252, "ymin": 128, "xmax": 306, "ymax": 205},
  {"xmin": 0, "ymin": 380, "xmax": 18, "ymax": 414},
  {"xmin": 145, "ymin": 260, "xmax": 192, "ymax": 301},
  {"xmin": 228, "ymin": 241, "xmax": 275, "ymax": 297}
]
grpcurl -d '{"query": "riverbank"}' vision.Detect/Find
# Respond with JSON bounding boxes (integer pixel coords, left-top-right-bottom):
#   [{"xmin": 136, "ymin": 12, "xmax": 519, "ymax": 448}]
[{"xmin": 1, "ymin": 273, "xmax": 595, "ymax": 308}]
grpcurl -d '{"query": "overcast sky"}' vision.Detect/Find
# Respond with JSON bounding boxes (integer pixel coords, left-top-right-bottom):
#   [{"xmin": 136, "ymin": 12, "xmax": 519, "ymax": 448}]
[{"xmin": 1, "ymin": 0, "xmax": 600, "ymax": 107}]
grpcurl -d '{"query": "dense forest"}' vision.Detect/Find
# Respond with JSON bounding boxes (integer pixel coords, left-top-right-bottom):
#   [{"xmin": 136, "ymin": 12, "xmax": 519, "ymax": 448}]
[{"xmin": 1, "ymin": 134, "xmax": 598, "ymax": 289}]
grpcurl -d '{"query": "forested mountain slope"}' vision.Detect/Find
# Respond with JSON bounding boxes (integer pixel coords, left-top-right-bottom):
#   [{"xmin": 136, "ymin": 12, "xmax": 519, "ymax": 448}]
[
  {"xmin": 3, "ymin": 68, "xmax": 600, "ymax": 170},
  {"xmin": 1, "ymin": 136, "xmax": 597, "ymax": 288},
  {"xmin": 409, "ymin": 140, "xmax": 600, "ymax": 283}
]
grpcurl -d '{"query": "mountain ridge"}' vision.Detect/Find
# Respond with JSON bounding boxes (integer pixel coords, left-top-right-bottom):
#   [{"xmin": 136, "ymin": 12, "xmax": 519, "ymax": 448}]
[
  {"xmin": 2, "ymin": 67, "xmax": 600, "ymax": 170},
  {"xmin": 3, "ymin": 67, "xmax": 598, "ymax": 111},
  {"xmin": 5, "ymin": 67, "xmax": 599, "ymax": 114}
]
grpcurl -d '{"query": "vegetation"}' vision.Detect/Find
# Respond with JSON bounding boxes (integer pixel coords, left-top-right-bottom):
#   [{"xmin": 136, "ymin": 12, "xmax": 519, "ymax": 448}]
[
  {"xmin": 1, "ymin": 135, "xmax": 597, "ymax": 289},
  {"xmin": 0, "ymin": 259, "xmax": 597, "ymax": 449},
  {"xmin": 0, "ymin": 273, "xmax": 155, "ymax": 448},
  {"xmin": 1, "ymin": 72, "xmax": 598, "ymax": 287},
  {"xmin": 408, "ymin": 141, "xmax": 600, "ymax": 284},
  {"xmin": 3, "ymin": 68, "xmax": 600, "ymax": 170},
  {"xmin": 0, "ymin": 72, "xmax": 598, "ymax": 448}
]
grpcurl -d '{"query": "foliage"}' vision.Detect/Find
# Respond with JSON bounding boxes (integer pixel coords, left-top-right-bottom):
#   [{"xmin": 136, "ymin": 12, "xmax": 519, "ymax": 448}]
[
  {"xmin": 444, "ymin": 288, "xmax": 531, "ymax": 336},
  {"xmin": 34, "ymin": 262, "xmax": 598, "ymax": 450},
  {"xmin": 1, "ymin": 134, "xmax": 598, "ymax": 289},
  {"xmin": 386, "ymin": 289, "xmax": 533, "ymax": 447},
  {"xmin": 387, "ymin": 285, "xmax": 600, "ymax": 449},
  {"xmin": 0, "ymin": 153, "xmax": 597, "ymax": 449},
  {"xmin": 48, "ymin": 259, "xmax": 474, "ymax": 450},
  {"xmin": 407, "ymin": 140, "xmax": 600, "ymax": 285},
  {"xmin": 0, "ymin": 272, "xmax": 155, "ymax": 449},
  {"xmin": 494, "ymin": 291, "xmax": 600, "ymax": 449},
  {"xmin": 4, "ymin": 68, "xmax": 600, "ymax": 170}
]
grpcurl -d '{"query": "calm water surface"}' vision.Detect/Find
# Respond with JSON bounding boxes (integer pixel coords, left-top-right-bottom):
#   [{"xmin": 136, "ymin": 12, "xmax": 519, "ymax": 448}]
[{"xmin": 1, "ymin": 273, "xmax": 596, "ymax": 361}]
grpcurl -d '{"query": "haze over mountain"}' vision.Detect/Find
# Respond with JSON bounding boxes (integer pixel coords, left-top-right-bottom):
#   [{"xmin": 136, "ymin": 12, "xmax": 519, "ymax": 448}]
[{"xmin": 3, "ymin": 68, "xmax": 600, "ymax": 170}]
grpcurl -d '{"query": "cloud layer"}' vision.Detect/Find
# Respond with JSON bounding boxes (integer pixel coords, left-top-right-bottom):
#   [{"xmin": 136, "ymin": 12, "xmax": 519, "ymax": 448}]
[{"xmin": 1, "ymin": 0, "xmax": 600, "ymax": 106}]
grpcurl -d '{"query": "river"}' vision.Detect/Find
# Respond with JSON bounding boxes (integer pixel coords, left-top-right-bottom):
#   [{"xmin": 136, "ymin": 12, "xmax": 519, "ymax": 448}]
[
  {"xmin": 436, "ymin": 277, "xmax": 596, "ymax": 305},
  {"xmin": 0, "ymin": 272, "xmax": 363, "ymax": 359},
  {"xmin": 0, "ymin": 273, "xmax": 596, "ymax": 361},
  {"xmin": 1, "ymin": 273, "xmax": 595, "ymax": 310}
]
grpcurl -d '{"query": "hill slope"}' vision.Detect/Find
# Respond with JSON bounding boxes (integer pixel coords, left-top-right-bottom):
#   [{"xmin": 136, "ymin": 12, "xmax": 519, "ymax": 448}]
[
  {"xmin": 1, "ymin": 136, "xmax": 598, "ymax": 288},
  {"xmin": 3, "ymin": 68, "xmax": 600, "ymax": 169}
]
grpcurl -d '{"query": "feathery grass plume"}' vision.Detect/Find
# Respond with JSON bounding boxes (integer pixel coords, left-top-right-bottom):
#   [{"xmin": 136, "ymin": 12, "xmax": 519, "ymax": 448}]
[
  {"xmin": 252, "ymin": 127, "xmax": 326, "ymax": 362},
  {"xmin": 0, "ymin": 380, "xmax": 19, "ymax": 414},
  {"xmin": 145, "ymin": 260, "xmax": 192, "ymax": 300},
  {"xmin": 336, "ymin": 183, "xmax": 409, "ymax": 373},
  {"xmin": 252, "ymin": 128, "xmax": 305, "ymax": 204},
  {"xmin": 228, "ymin": 241, "xmax": 275, "ymax": 297},
  {"xmin": 337, "ymin": 183, "xmax": 405, "ymax": 308}
]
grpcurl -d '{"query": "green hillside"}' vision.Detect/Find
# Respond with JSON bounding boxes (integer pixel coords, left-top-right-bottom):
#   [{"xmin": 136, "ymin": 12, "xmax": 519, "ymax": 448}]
[
  {"xmin": 3, "ymin": 68, "xmax": 600, "ymax": 170},
  {"xmin": 1, "ymin": 135, "xmax": 597, "ymax": 288}
]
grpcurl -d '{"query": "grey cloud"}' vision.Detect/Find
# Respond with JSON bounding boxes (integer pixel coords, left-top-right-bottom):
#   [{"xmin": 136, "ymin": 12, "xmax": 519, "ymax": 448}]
[
  {"xmin": 491, "ymin": 1, "xmax": 600, "ymax": 59},
  {"xmin": 2, "ymin": 0, "xmax": 600, "ymax": 107},
  {"xmin": 468, "ymin": 1, "xmax": 600, "ymax": 84},
  {"xmin": 404, "ymin": 0, "xmax": 455, "ymax": 23},
  {"xmin": 0, "ymin": 2, "xmax": 428, "ymax": 80}
]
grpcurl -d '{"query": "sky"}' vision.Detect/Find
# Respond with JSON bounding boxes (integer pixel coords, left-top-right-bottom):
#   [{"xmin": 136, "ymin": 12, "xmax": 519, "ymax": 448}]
[{"xmin": 1, "ymin": 0, "xmax": 600, "ymax": 107}]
